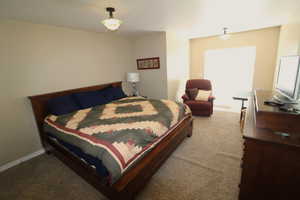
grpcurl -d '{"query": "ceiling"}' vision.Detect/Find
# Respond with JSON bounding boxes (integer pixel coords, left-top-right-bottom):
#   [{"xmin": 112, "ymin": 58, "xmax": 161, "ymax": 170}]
[{"xmin": 0, "ymin": 0, "xmax": 299, "ymax": 38}]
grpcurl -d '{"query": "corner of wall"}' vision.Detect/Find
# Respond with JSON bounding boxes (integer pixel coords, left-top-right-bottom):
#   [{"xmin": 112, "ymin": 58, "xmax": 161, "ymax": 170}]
[
  {"xmin": 131, "ymin": 32, "xmax": 168, "ymax": 99},
  {"xmin": 166, "ymin": 31, "xmax": 190, "ymax": 101},
  {"xmin": 272, "ymin": 23, "xmax": 300, "ymax": 89}
]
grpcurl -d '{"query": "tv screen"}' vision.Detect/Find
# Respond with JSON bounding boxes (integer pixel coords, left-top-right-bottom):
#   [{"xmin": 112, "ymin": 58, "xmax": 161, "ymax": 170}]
[{"xmin": 276, "ymin": 55, "xmax": 300, "ymax": 100}]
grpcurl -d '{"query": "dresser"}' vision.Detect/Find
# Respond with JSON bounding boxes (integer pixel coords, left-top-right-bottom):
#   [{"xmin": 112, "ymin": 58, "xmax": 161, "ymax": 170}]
[{"xmin": 239, "ymin": 90, "xmax": 300, "ymax": 200}]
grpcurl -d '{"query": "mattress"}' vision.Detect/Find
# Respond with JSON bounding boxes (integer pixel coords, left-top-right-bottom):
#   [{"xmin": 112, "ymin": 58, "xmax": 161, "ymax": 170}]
[
  {"xmin": 47, "ymin": 133, "xmax": 110, "ymax": 183},
  {"xmin": 44, "ymin": 96, "xmax": 191, "ymax": 184}
]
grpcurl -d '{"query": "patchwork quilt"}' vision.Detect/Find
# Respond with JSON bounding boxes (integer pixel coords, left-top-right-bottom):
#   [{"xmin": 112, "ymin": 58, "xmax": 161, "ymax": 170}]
[{"xmin": 44, "ymin": 96, "xmax": 191, "ymax": 184}]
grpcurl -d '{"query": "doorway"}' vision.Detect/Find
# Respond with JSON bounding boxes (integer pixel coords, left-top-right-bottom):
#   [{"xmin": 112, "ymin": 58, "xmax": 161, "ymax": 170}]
[{"xmin": 204, "ymin": 47, "xmax": 256, "ymax": 111}]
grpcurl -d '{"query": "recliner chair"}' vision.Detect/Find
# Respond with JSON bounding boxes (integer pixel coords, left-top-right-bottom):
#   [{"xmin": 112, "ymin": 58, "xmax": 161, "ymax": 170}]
[{"xmin": 182, "ymin": 79, "xmax": 215, "ymax": 116}]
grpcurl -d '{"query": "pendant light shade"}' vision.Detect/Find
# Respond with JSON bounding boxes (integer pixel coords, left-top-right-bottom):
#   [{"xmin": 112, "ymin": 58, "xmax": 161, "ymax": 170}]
[
  {"xmin": 220, "ymin": 27, "xmax": 231, "ymax": 40},
  {"xmin": 102, "ymin": 7, "xmax": 122, "ymax": 31}
]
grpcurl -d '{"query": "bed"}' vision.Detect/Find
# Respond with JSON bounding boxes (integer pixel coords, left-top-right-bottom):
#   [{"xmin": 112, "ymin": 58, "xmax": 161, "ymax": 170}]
[{"xmin": 29, "ymin": 81, "xmax": 193, "ymax": 200}]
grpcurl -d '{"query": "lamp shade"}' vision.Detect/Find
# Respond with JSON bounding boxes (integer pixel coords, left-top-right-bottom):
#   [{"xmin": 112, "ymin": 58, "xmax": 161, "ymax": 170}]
[
  {"xmin": 102, "ymin": 7, "xmax": 122, "ymax": 31},
  {"xmin": 219, "ymin": 27, "xmax": 230, "ymax": 40},
  {"xmin": 127, "ymin": 72, "xmax": 140, "ymax": 83},
  {"xmin": 102, "ymin": 18, "xmax": 122, "ymax": 31}
]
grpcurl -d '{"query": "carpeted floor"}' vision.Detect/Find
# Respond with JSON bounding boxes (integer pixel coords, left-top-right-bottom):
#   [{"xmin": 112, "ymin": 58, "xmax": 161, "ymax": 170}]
[{"xmin": 0, "ymin": 111, "xmax": 243, "ymax": 200}]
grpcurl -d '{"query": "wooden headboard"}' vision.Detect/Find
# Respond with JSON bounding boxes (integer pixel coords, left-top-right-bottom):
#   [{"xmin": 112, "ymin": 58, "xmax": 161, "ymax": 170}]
[{"xmin": 28, "ymin": 81, "xmax": 122, "ymax": 149}]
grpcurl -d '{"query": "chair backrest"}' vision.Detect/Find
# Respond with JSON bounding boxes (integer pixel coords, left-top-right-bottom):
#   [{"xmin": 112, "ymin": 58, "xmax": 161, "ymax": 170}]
[{"xmin": 186, "ymin": 79, "xmax": 212, "ymax": 91}]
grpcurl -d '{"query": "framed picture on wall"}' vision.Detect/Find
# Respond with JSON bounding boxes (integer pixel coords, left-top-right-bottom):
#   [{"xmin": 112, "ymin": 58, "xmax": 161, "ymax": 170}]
[{"xmin": 137, "ymin": 57, "xmax": 160, "ymax": 70}]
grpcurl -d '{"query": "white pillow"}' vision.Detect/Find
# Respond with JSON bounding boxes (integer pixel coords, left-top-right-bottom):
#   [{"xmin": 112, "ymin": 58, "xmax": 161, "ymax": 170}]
[{"xmin": 195, "ymin": 90, "xmax": 211, "ymax": 101}]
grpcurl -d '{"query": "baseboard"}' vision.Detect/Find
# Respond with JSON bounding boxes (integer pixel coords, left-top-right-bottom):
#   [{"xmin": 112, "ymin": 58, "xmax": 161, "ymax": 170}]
[
  {"xmin": 0, "ymin": 149, "xmax": 45, "ymax": 173},
  {"xmin": 214, "ymin": 106, "xmax": 240, "ymax": 113}
]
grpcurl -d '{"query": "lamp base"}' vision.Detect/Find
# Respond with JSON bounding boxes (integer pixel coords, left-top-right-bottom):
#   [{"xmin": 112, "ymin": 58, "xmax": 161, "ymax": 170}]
[{"xmin": 132, "ymin": 82, "xmax": 139, "ymax": 96}]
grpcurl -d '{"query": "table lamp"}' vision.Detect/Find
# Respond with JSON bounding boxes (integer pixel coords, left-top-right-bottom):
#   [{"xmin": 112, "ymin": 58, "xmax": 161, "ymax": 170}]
[{"xmin": 127, "ymin": 72, "xmax": 140, "ymax": 96}]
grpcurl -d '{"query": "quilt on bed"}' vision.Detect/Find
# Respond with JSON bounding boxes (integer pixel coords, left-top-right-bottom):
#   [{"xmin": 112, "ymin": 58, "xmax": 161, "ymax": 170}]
[{"xmin": 44, "ymin": 96, "xmax": 191, "ymax": 184}]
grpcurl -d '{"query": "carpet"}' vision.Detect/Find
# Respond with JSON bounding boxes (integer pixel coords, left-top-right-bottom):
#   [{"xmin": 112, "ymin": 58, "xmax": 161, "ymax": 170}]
[{"xmin": 0, "ymin": 111, "xmax": 243, "ymax": 200}]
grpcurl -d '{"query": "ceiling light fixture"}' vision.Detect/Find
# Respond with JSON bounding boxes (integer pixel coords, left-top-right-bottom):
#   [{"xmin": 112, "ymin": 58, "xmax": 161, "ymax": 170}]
[
  {"xmin": 102, "ymin": 7, "xmax": 122, "ymax": 31},
  {"xmin": 220, "ymin": 27, "xmax": 230, "ymax": 40}
]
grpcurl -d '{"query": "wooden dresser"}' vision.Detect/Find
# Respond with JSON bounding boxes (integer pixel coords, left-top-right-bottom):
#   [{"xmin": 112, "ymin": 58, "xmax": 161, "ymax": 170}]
[{"xmin": 239, "ymin": 90, "xmax": 300, "ymax": 200}]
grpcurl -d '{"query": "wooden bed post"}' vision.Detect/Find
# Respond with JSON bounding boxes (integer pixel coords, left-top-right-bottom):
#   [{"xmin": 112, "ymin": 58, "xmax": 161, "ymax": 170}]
[{"xmin": 187, "ymin": 119, "xmax": 193, "ymax": 137}]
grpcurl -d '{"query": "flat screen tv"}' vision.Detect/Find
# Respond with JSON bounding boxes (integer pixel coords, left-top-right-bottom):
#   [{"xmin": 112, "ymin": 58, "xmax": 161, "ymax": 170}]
[{"xmin": 275, "ymin": 55, "xmax": 300, "ymax": 103}]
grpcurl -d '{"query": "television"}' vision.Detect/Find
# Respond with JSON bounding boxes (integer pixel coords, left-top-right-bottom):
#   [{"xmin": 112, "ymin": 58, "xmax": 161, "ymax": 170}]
[{"xmin": 275, "ymin": 55, "xmax": 300, "ymax": 103}]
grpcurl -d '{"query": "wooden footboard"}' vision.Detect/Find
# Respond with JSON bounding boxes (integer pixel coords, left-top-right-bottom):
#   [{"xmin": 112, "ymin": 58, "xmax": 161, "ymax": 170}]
[
  {"xmin": 28, "ymin": 81, "xmax": 193, "ymax": 200},
  {"xmin": 47, "ymin": 115, "xmax": 192, "ymax": 200},
  {"xmin": 113, "ymin": 115, "xmax": 193, "ymax": 199}
]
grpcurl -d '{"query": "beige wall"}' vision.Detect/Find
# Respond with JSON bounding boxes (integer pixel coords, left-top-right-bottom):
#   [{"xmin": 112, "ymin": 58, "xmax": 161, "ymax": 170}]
[
  {"xmin": 0, "ymin": 20, "xmax": 135, "ymax": 166},
  {"xmin": 273, "ymin": 23, "xmax": 300, "ymax": 88},
  {"xmin": 166, "ymin": 32, "xmax": 189, "ymax": 101},
  {"xmin": 190, "ymin": 27, "xmax": 280, "ymax": 90},
  {"xmin": 132, "ymin": 33, "xmax": 168, "ymax": 99}
]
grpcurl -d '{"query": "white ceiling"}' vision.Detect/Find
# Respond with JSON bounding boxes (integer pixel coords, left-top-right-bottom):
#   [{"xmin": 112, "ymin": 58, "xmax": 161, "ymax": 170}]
[{"xmin": 0, "ymin": 0, "xmax": 299, "ymax": 38}]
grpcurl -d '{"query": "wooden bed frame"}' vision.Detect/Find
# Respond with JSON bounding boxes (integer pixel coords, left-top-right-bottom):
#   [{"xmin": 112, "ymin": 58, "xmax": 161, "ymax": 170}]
[{"xmin": 28, "ymin": 81, "xmax": 193, "ymax": 200}]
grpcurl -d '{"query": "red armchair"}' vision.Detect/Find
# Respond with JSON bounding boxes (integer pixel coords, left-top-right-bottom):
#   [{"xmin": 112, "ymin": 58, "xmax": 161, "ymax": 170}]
[{"xmin": 182, "ymin": 79, "xmax": 214, "ymax": 116}]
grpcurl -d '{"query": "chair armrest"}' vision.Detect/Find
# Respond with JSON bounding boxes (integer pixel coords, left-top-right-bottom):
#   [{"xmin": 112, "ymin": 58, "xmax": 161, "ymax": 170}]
[
  {"xmin": 182, "ymin": 94, "xmax": 190, "ymax": 101},
  {"xmin": 208, "ymin": 96, "xmax": 215, "ymax": 102}
]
